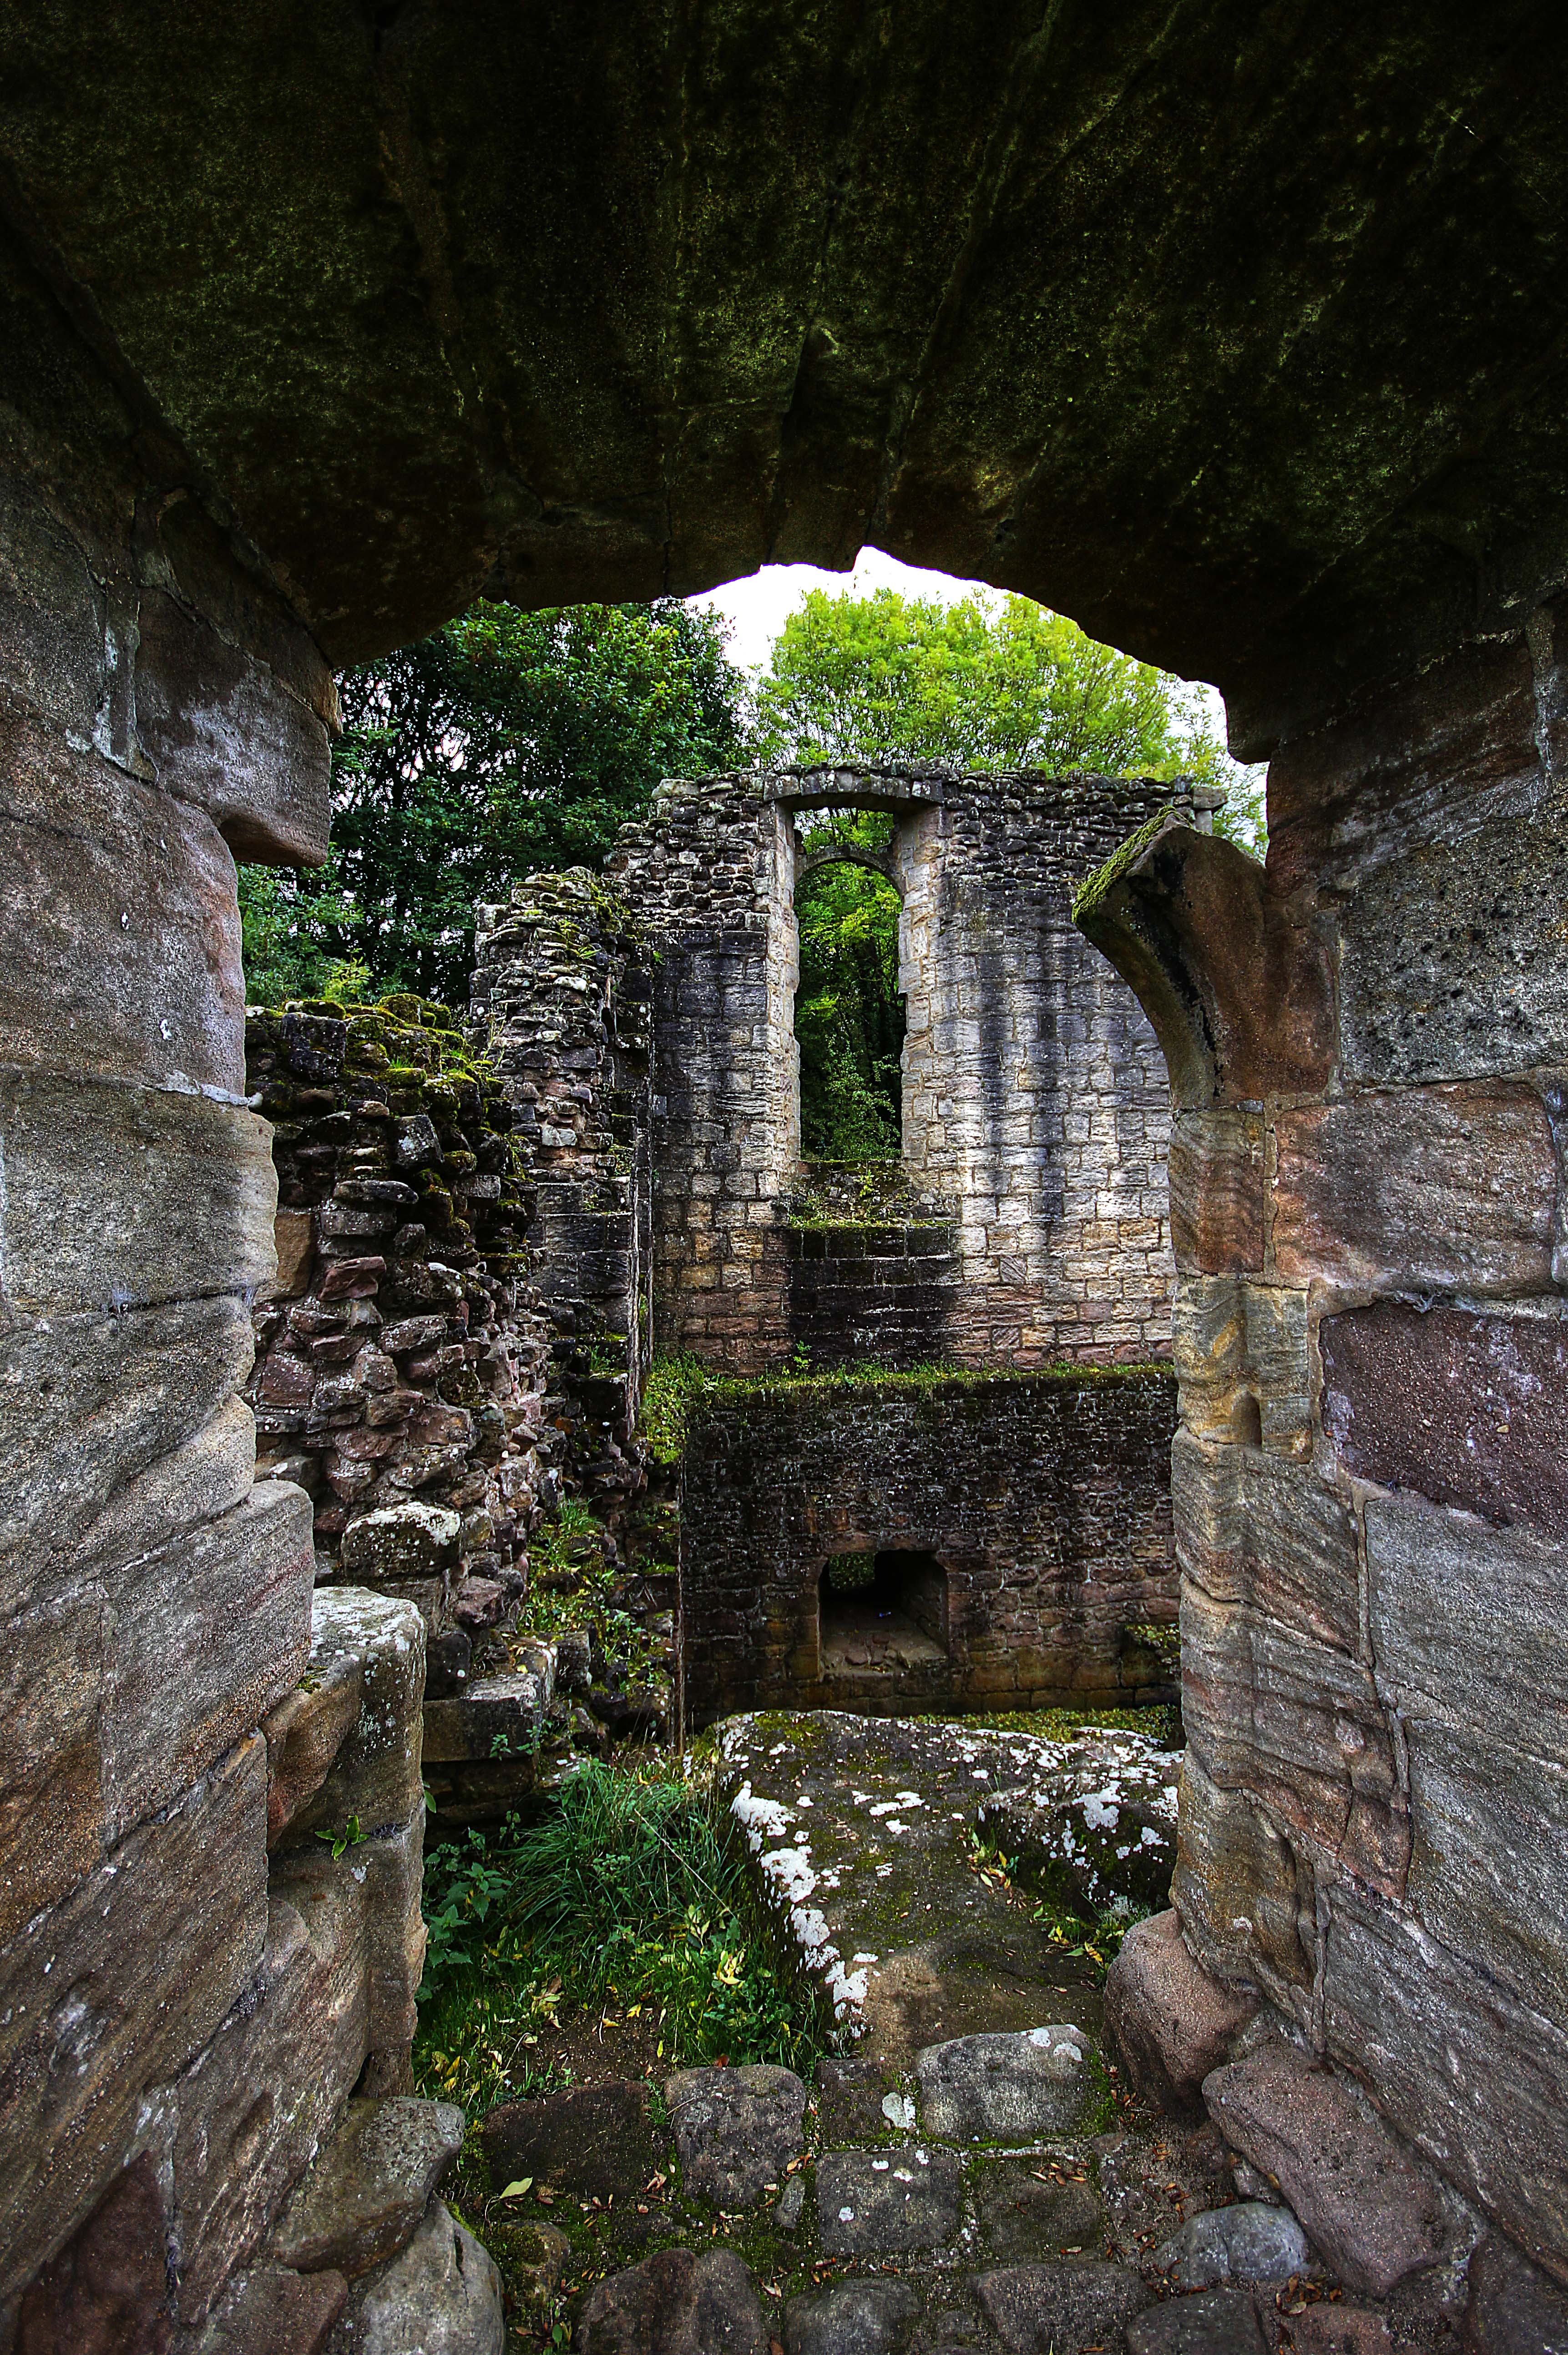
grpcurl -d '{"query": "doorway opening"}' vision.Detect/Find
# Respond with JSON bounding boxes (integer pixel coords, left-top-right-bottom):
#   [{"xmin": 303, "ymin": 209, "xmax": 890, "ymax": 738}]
[
  {"xmin": 817, "ymin": 1548, "xmax": 949, "ymax": 1678},
  {"xmin": 794, "ymin": 814, "xmax": 905, "ymax": 1162}
]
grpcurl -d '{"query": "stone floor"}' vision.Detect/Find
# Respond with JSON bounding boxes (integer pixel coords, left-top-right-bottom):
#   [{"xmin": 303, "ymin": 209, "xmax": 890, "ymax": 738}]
[{"xmin": 459, "ymin": 1714, "xmax": 1474, "ymax": 2353}]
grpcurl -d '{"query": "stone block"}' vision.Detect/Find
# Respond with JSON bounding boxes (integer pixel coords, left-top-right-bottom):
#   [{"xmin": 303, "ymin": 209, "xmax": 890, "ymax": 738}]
[
  {"xmin": 1102, "ymin": 1910, "xmax": 1259, "ymax": 2116},
  {"xmin": 1340, "ymin": 798, "xmax": 1568, "ymax": 1087},
  {"xmin": 665, "ymin": 2064, "xmax": 806, "ymax": 2209},
  {"xmin": 1462, "ymin": 2231, "xmax": 1568, "ymax": 2355},
  {"xmin": 340, "ymin": 1504, "xmax": 459, "ymax": 1586},
  {"xmin": 189, "ymin": 2263, "xmax": 348, "ymax": 2355},
  {"xmin": 134, "ymin": 589, "xmax": 330, "ymax": 866},
  {"xmin": 1271, "ymin": 1085, "xmax": 1556, "ymax": 1296},
  {"xmin": 1363, "ymin": 1497, "xmax": 1568, "ymax": 2022},
  {"xmin": 263, "ymin": 1653, "xmax": 364, "ymax": 1852},
  {"xmin": 1324, "ymin": 1302, "xmax": 1568, "ymax": 1541},
  {"xmin": 278, "ymin": 1589, "xmax": 425, "ymax": 1850},
  {"xmin": 101, "ymin": 1480, "xmax": 314, "ymax": 1843},
  {"xmin": 1288, "ymin": 2308, "xmax": 1393, "ymax": 2355},
  {"xmin": 1180, "ymin": 1581, "xmax": 1407, "ymax": 1898},
  {"xmin": 420, "ymin": 1673, "xmax": 544, "ymax": 1765},
  {"xmin": 973, "ymin": 2261, "xmax": 1153, "ymax": 2354},
  {"xmin": 0, "ymin": 1071, "xmax": 276, "ymax": 1318},
  {"xmin": 13, "ymin": 2150, "xmax": 171, "ymax": 2355},
  {"xmin": 1168, "ymin": 1110, "xmax": 1266, "ymax": 1274},
  {"xmin": 269, "ymin": 2097, "xmax": 464, "ymax": 2278},
  {"xmin": 975, "ymin": 1738, "xmax": 1179, "ymax": 1918},
  {"xmin": 0, "ymin": 705, "xmax": 244, "ymax": 1093},
  {"xmin": 0, "ymin": 466, "xmax": 102, "ymax": 740},
  {"xmin": 782, "ymin": 2277, "xmax": 921, "ymax": 2355},
  {"xmin": 172, "ymin": 1887, "xmax": 368, "ymax": 2322},
  {"xmin": 325, "ymin": 2201, "xmax": 504, "ymax": 2355},
  {"xmin": 1153, "ymin": 2198, "xmax": 1311, "ymax": 2287},
  {"xmin": 481, "ymin": 2081, "xmax": 664, "ymax": 2202},
  {"xmin": 266, "ymin": 1210, "xmax": 316, "ymax": 1302},
  {"xmin": 1170, "ymin": 1431, "xmax": 1360, "ymax": 1654},
  {"xmin": 1321, "ymin": 1876, "xmax": 1568, "ymax": 2284},
  {"xmin": 974, "ymin": 2159, "xmax": 1103, "ymax": 2259},
  {"xmin": 269, "ymin": 1815, "xmax": 425, "ymax": 2057},
  {"xmin": 1203, "ymin": 2043, "xmax": 1447, "ymax": 2296},
  {"xmin": 816, "ymin": 2146, "xmax": 963, "ymax": 2254},
  {"xmin": 0, "ymin": 1735, "xmax": 268, "ymax": 2307},
  {"xmin": 1124, "ymin": 2286, "xmax": 1266, "ymax": 2354},
  {"xmin": 1169, "ymin": 1277, "xmax": 1312, "ymax": 1455},
  {"xmin": 0, "ymin": 1296, "xmax": 255, "ymax": 1592},
  {"xmin": 1173, "ymin": 1754, "xmax": 1314, "ymax": 2021},
  {"xmin": 575, "ymin": 2247, "xmax": 764, "ymax": 2355}
]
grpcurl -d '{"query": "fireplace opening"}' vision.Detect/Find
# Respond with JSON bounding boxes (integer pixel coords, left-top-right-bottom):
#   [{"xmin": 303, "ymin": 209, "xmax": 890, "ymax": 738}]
[{"xmin": 817, "ymin": 1548, "xmax": 949, "ymax": 1678}]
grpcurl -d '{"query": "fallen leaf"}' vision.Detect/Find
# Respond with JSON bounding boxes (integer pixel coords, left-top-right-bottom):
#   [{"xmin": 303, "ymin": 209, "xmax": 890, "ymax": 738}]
[{"xmin": 498, "ymin": 2179, "xmax": 534, "ymax": 2200}]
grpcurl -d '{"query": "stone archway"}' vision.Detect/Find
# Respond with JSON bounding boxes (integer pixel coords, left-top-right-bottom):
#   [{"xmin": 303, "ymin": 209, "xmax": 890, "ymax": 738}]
[{"xmin": 3, "ymin": 3, "xmax": 1568, "ymax": 2317}]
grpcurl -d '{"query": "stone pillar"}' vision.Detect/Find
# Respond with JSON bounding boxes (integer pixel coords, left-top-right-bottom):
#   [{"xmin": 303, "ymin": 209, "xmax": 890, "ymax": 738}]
[
  {"xmin": 1077, "ymin": 614, "xmax": 1568, "ymax": 2280},
  {"xmin": 0, "ymin": 368, "xmax": 354, "ymax": 2315}
]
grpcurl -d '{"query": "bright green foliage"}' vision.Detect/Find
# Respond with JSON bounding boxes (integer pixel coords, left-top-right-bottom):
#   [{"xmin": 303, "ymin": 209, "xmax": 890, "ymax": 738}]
[
  {"xmin": 238, "ymin": 599, "xmax": 749, "ymax": 1005},
  {"xmin": 794, "ymin": 812, "xmax": 903, "ymax": 1161},
  {"xmin": 415, "ymin": 1761, "xmax": 823, "ymax": 2118},
  {"xmin": 757, "ymin": 587, "xmax": 1224, "ymax": 775}
]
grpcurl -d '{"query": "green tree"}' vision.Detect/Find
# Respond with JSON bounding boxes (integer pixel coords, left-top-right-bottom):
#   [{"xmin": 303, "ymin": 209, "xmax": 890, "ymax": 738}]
[
  {"xmin": 794, "ymin": 818, "xmax": 904, "ymax": 1160},
  {"xmin": 238, "ymin": 599, "xmax": 749, "ymax": 1006},
  {"xmin": 755, "ymin": 584, "xmax": 1265, "ymax": 844}
]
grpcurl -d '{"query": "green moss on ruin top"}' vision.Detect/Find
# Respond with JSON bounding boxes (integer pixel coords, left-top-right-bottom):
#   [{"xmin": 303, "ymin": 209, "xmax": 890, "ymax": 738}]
[
  {"xmin": 1070, "ymin": 805, "xmax": 1176, "ymax": 926},
  {"xmin": 637, "ymin": 1351, "xmax": 1173, "ymax": 1468}
]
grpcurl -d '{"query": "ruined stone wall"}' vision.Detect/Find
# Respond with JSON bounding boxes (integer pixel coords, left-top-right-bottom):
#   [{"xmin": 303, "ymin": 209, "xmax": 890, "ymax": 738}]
[
  {"xmin": 470, "ymin": 869, "xmax": 656, "ymax": 1500},
  {"xmin": 244, "ymin": 996, "xmax": 556, "ymax": 1671},
  {"xmin": 1081, "ymin": 611, "xmax": 1568, "ymax": 2284},
  {"xmin": 0, "ymin": 345, "xmax": 429, "ymax": 2329},
  {"xmin": 607, "ymin": 767, "xmax": 1203, "ymax": 1375},
  {"xmin": 679, "ymin": 1370, "xmax": 1177, "ymax": 1727},
  {"xmin": 605, "ymin": 777, "xmax": 799, "ymax": 1370}
]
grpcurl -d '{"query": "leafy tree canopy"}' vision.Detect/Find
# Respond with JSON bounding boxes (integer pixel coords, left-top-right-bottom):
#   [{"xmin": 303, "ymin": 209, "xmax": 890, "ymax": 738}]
[
  {"xmin": 794, "ymin": 816, "xmax": 904, "ymax": 1161},
  {"xmin": 755, "ymin": 586, "xmax": 1265, "ymax": 847},
  {"xmin": 238, "ymin": 599, "xmax": 750, "ymax": 1006}
]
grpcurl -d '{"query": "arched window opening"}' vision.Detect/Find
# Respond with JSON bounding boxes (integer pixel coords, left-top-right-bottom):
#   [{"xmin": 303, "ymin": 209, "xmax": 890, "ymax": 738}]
[
  {"xmin": 794, "ymin": 813, "xmax": 904, "ymax": 1162},
  {"xmin": 817, "ymin": 1548, "xmax": 949, "ymax": 1678}
]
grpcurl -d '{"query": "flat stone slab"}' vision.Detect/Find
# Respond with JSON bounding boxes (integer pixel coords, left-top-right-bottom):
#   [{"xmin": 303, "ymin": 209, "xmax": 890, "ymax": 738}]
[
  {"xmin": 975, "ymin": 2158, "xmax": 1104, "ymax": 2259},
  {"xmin": 783, "ymin": 2277, "xmax": 923, "ymax": 2355},
  {"xmin": 269, "ymin": 2097, "xmax": 464, "ymax": 2278},
  {"xmin": 816, "ymin": 2145, "xmax": 964, "ymax": 2254},
  {"xmin": 666, "ymin": 2063, "xmax": 807, "ymax": 2208},
  {"xmin": 1203, "ymin": 2044, "xmax": 1446, "ymax": 2296},
  {"xmin": 1125, "ymin": 2286, "xmax": 1266, "ymax": 2354},
  {"xmin": 328, "ymin": 2201, "xmax": 504, "ymax": 2354},
  {"xmin": 482, "ymin": 2079, "xmax": 666, "ymax": 2200},
  {"xmin": 974, "ymin": 2261, "xmax": 1152, "ymax": 2355},
  {"xmin": 975, "ymin": 1735, "xmax": 1181, "ymax": 1918},
  {"xmin": 1153, "ymin": 2198, "xmax": 1310, "ymax": 2288},
  {"xmin": 576, "ymin": 2247, "xmax": 768, "ymax": 2355},
  {"xmin": 916, "ymin": 2026, "xmax": 1098, "ymax": 2142},
  {"xmin": 714, "ymin": 1712, "xmax": 1109, "ymax": 2061}
]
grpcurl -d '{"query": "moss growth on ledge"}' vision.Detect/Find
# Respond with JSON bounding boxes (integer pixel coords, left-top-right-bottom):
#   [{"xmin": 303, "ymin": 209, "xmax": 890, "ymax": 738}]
[
  {"xmin": 1070, "ymin": 804, "xmax": 1176, "ymax": 926},
  {"xmin": 637, "ymin": 1350, "xmax": 1173, "ymax": 1470}
]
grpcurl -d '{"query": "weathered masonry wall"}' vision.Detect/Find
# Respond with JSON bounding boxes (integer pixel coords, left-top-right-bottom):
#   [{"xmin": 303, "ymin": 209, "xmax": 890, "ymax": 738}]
[
  {"xmin": 679, "ymin": 1370, "xmax": 1178, "ymax": 1728},
  {"xmin": 1082, "ymin": 609, "xmax": 1568, "ymax": 2287},
  {"xmin": 607, "ymin": 768, "xmax": 1206, "ymax": 1376},
  {"xmin": 0, "ymin": 372, "xmax": 429, "ymax": 2328}
]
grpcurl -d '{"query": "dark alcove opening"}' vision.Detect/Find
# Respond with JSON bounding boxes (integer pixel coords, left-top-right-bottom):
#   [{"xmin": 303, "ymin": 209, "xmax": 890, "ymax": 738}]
[{"xmin": 817, "ymin": 1548, "xmax": 950, "ymax": 1678}]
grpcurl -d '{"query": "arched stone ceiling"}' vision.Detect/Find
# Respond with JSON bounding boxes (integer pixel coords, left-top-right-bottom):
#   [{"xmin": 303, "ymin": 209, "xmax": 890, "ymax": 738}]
[{"xmin": 3, "ymin": 0, "xmax": 1567, "ymax": 748}]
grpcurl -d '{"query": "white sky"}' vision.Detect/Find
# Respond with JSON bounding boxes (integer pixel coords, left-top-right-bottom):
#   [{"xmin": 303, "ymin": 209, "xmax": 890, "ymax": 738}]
[
  {"xmin": 686, "ymin": 549, "xmax": 1235, "ymax": 752},
  {"xmin": 687, "ymin": 548, "xmax": 996, "ymax": 672}
]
